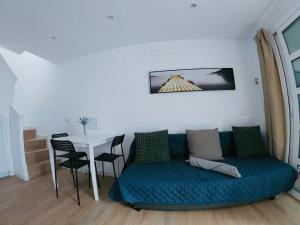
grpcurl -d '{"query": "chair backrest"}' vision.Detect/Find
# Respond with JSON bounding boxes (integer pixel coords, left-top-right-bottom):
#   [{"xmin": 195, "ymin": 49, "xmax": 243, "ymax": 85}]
[
  {"xmin": 111, "ymin": 134, "xmax": 125, "ymax": 149},
  {"xmin": 50, "ymin": 139, "xmax": 76, "ymax": 153},
  {"xmin": 52, "ymin": 133, "xmax": 69, "ymax": 138}
]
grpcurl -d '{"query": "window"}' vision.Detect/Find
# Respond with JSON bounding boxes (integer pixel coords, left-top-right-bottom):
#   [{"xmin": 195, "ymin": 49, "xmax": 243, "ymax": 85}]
[
  {"xmin": 292, "ymin": 57, "xmax": 300, "ymax": 87},
  {"xmin": 283, "ymin": 16, "xmax": 300, "ymax": 54}
]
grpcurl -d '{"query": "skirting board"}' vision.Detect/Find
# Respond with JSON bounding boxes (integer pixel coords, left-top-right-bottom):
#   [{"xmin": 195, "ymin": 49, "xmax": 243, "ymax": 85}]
[
  {"xmin": 289, "ymin": 188, "xmax": 300, "ymax": 200},
  {"xmin": 0, "ymin": 171, "xmax": 10, "ymax": 179},
  {"xmin": 61, "ymin": 167, "xmax": 117, "ymax": 178},
  {"xmin": 13, "ymin": 171, "xmax": 29, "ymax": 181},
  {"xmin": 5, "ymin": 171, "xmax": 29, "ymax": 181}
]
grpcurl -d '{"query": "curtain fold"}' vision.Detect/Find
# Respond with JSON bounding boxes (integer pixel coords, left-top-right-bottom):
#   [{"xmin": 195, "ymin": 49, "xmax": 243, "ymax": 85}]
[{"xmin": 255, "ymin": 28, "xmax": 286, "ymax": 160}]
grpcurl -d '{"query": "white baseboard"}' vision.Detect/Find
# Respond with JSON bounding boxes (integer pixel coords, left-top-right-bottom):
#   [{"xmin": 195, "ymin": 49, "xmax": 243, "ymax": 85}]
[
  {"xmin": 289, "ymin": 189, "xmax": 300, "ymax": 200},
  {"xmin": 61, "ymin": 167, "xmax": 117, "ymax": 178},
  {"xmin": 0, "ymin": 171, "xmax": 10, "ymax": 179},
  {"xmin": 13, "ymin": 171, "xmax": 29, "ymax": 181}
]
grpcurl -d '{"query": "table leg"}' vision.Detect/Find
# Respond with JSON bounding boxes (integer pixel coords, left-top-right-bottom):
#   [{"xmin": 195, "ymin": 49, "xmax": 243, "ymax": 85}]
[
  {"xmin": 48, "ymin": 141, "xmax": 56, "ymax": 188},
  {"xmin": 89, "ymin": 144, "xmax": 99, "ymax": 201}
]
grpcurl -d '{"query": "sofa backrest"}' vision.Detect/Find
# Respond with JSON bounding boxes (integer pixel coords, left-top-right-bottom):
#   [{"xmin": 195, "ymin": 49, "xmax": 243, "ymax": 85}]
[
  {"xmin": 168, "ymin": 131, "xmax": 236, "ymax": 159},
  {"xmin": 219, "ymin": 131, "xmax": 237, "ymax": 157},
  {"xmin": 125, "ymin": 131, "xmax": 237, "ymax": 169}
]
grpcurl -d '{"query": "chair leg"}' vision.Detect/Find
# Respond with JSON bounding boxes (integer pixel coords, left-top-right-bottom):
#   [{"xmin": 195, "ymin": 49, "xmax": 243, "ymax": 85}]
[
  {"xmin": 75, "ymin": 168, "xmax": 80, "ymax": 206},
  {"xmin": 121, "ymin": 146, "xmax": 126, "ymax": 166},
  {"xmin": 122, "ymin": 155, "xmax": 126, "ymax": 167},
  {"xmin": 102, "ymin": 161, "xmax": 104, "ymax": 178},
  {"xmin": 54, "ymin": 163, "xmax": 58, "ymax": 198},
  {"xmin": 70, "ymin": 168, "xmax": 76, "ymax": 187},
  {"xmin": 85, "ymin": 155, "xmax": 91, "ymax": 189},
  {"xmin": 95, "ymin": 162, "xmax": 101, "ymax": 189},
  {"xmin": 112, "ymin": 161, "xmax": 117, "ymax": 180},
  {"xmin": 87, "ymin": 164, "xmax": 91, "ymax": 189}
]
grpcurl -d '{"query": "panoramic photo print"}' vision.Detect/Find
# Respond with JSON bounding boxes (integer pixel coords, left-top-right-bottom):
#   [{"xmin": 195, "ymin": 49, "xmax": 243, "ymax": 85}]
[{"xmin": 149, "ymin": 68, "xmax": 235, "ymax": 94}]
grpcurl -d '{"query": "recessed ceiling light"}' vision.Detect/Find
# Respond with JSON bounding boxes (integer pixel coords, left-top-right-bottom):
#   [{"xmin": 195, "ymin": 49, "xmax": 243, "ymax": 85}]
[
  {"xmin": 190, "ymin": 3, "xmax": 197, "ymax": 8},
  {"xmin": 51, "ymin": 36, "xmax": 56, "ymax": 40},
  {"xmin": 107, "ymin": 15, "xmax": 115, "ymax": 20}
]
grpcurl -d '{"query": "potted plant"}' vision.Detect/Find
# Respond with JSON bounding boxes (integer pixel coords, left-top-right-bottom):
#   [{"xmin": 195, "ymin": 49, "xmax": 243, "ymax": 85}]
[{"xmin": 79, "ymin": 117, "xmax": 89, "ymax": 136}]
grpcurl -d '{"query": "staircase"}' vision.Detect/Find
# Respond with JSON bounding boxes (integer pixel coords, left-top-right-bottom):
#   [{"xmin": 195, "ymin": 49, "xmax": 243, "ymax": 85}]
[{"xmin": 23, "ymin": 129, "xmax": 51, "ymax": 179}]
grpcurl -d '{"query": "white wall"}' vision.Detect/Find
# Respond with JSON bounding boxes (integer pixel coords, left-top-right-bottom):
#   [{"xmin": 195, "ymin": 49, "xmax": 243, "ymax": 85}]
[
  {"xmin": 58, "ymin": 39, "xmax": 265, "ymax": 152},
  {"xmin": 9, "ymin": 105, "xmax": 29, "ymax": 181},
  {"xmin": 0, "ymin": 54, "xmax": 16, "ymax": 177},
  {"xmin": 0, "ymin": 47, "xmax": 64, "ymax": 135},
  {"xmin": 256, "ymin": 0, "xmax": 300, "ymax": 33},
  {"xmin": 0, "ymin": 55, "xmax": 16, "ymax": 116},
  {"xmin": 0, "ymin": 39, "xmax": 265, "ymax": 176},
  {"xmin": 0, "ymin": 47, "xmax": 65, "ymax": 179}
]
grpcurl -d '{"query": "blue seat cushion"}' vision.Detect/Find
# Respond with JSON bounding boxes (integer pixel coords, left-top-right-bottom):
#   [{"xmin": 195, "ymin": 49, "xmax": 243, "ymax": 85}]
[{"xmin": 110, "ymin": 156, "xmax": 297, "ymax": 206}]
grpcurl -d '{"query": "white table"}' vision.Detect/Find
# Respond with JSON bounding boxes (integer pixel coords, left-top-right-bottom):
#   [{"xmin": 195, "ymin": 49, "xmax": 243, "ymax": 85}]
[{"xmin": 49, "ymin": 134, "xmax": 114, "ymax": 201}]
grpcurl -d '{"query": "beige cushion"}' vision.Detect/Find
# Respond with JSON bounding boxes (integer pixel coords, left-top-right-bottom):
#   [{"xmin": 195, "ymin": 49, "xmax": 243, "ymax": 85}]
[{"xmin": 186, "ymin": 128, "xmax": 224, "ymax": 160}]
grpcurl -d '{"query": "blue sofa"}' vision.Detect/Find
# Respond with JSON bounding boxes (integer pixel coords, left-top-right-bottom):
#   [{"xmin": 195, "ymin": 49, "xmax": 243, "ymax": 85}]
[{"xmin": 109, "ymin": 132, "xmax": 297, "ymax": 210}]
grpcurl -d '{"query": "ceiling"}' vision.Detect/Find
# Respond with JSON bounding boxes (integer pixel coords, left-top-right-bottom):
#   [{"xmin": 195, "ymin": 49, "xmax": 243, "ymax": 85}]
[{"xmin": 0, "ymin": 0, "xmax": 277, "ymax": 63}]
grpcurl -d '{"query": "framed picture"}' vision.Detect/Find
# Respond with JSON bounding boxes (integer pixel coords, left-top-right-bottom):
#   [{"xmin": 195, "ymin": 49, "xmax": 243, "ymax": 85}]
[{"xmin": 149, "ymin": 68, "xmax": 235, "ymax": 94}]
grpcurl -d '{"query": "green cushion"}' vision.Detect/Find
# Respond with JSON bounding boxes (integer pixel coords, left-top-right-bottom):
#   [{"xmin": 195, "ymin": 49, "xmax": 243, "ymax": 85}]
[
  {"xmin": 232, "ymin": 126, "xmax": 268, "ymax": 158},
  {"xmin": 135, "ymin": 130, "xmax": 171, "ymax": 164}
]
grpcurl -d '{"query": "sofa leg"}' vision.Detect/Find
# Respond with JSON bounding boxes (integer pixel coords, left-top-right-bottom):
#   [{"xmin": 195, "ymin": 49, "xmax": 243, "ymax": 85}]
[
  {"xmin": 134, "ymin": 207, "xmax": 141, "ymax": 212},
  {"xmin": 270, "ymin": 195, "xmax": 279, "ymax": 200},
  {"xmin": 130, "ymin": 204, "xmax": 141, "ymax": 211}
]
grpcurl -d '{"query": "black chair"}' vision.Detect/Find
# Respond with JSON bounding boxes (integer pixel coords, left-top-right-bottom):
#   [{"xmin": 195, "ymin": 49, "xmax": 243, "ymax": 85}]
[
  {"xmin": 52, "ymin": 133, "xmax": 88, "ymax": 186},
  {"xmin": 50, "ymin": 139, "xmax": 100, "ymax": 206},
  {"xmin": 95, "ymin": 134, "xmax": 125, "ymax": 180},
  {"xmin": 52, "ymin": 133, "xmax": 69, "ymax": 138},
  {"xmin": 52, "ymin": 133, "xmax": 88, "ymax": 159}
]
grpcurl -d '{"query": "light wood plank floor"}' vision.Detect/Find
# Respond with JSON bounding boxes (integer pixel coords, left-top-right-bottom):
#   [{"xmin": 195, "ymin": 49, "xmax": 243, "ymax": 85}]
[{"xmin": 1, "ymin": 170, "xmax": 300, "ymax": 225}]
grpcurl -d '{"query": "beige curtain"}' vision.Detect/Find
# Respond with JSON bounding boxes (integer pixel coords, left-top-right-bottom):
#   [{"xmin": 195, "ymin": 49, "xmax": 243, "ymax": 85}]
[{"xmin": 255, "ymin": 28, "xmax": 286, "ymax": 160}]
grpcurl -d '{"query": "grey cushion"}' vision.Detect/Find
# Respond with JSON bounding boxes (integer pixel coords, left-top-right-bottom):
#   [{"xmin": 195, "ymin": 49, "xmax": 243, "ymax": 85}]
[
  {"xmin": 189, "ymin": 156, "xmax": 241, "ymax": 178},
  {"xmin": 186, "ymin": 128, "xmax": 224, "ymax": 160}
]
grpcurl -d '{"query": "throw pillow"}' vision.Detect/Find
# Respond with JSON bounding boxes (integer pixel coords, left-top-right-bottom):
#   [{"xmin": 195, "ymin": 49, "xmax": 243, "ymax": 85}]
[
  {"xmin": 232, "ymin": 126, "xmax": 268, "ymax": 158},
  {"xmin": 186, "ymin": 128, "xmax": 224, "ymax": 160},
  {"xmin": 189, "ymin": 156, "xmax": 241, "ymax": 178},
  {"xmin": 135, "ymin": 130, "xmax": 171, "ymax": 164}
]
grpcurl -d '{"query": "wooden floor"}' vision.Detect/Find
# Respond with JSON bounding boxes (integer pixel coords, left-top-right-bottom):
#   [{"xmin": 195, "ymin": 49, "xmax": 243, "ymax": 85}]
[{"xmin": 1, "ymin": 170, "xmax": 300, "ymax": 225}]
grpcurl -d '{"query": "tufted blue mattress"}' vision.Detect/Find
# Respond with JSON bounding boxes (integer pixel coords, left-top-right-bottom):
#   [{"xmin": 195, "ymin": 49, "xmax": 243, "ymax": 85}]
[{"xmin": 109, "ymin": 156, "xmax": 297, "ymax": 208}]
